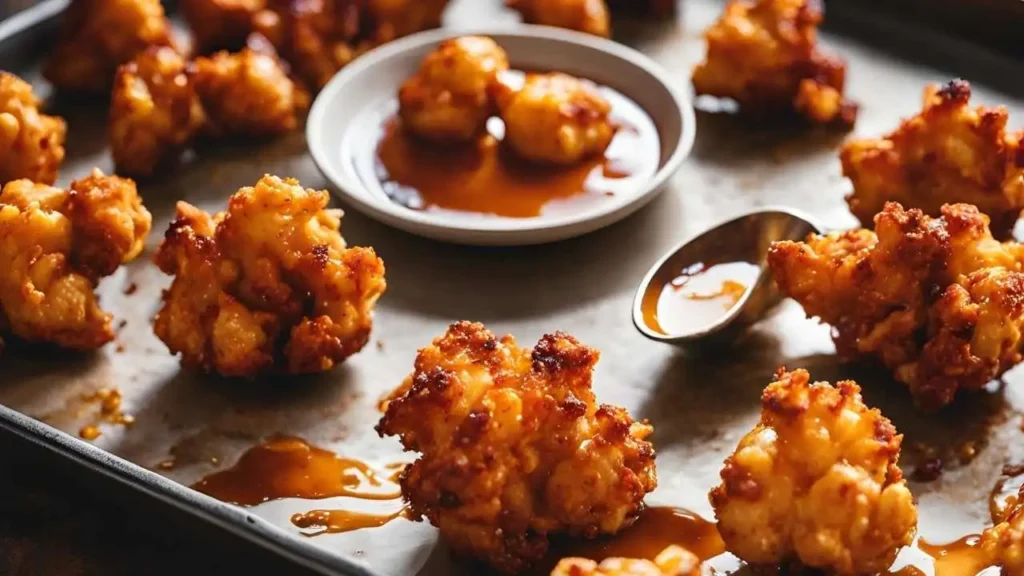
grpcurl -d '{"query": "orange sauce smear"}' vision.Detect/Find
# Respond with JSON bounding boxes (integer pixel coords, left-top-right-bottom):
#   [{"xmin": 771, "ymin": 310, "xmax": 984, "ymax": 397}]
[
  {"xmin": 534, "ymin": 507, "xmax": 724, "ymax": 574},
  {"xmin": 191, "ymin": 436, "xmax": 401, "ymax": 506},
  {"xmin": 918, "ymin": 536, "xmax": 990, "ymax": 576},
  {"xmin": 536, "ymin": 507, "xmax": 996, "ymax": 575},
  {"xmin": 642, "ymin": 262, "xmax": 759, "ymax": 336},
  {"xmin": 291, "ymin": 507, "xmax": 412, "ymax": 537},
  {"xmin": 77, "ymin": 387, "xmax": 134, "ymax": 441}
]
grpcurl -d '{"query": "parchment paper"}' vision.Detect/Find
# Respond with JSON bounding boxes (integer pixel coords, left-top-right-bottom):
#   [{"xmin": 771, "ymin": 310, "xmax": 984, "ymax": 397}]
[{"xmin": 2, "ymin": 0, "xmax": 1024, "ymax": 574}]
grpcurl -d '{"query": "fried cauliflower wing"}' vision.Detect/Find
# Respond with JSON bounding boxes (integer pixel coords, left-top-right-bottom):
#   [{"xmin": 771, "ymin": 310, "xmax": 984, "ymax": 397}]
[
  {"xmin": 181, "ymin": 0, "xmax": 266, "ymax": 53},
  {"xmin": 190, "ymin": 47, "xmax": 309, "ymax": 138},
  {"xmin": 551, "ymin": 546, "xmax": 700, "ymax": 576},
  {"xmin": 842, "ymin": 80, "xmax": 1024, "ymax": 238},
  {"xmin": 376, "ymin": 322, "xmax": 657, "ymax": 574},
  {"xmin": 398, "ymin": 36, "xmax": 509, "ymax": 143},
  {"xmin": 692, "ymin": 0, "xmax": 857, "ymax": 128},
  {"xmin": 153, "ymin": 175, "xmax": 385, "ymax": 377},
  {"xmin": 44, "ymin": 0, "xmax": 176, "ymax": 93},
  {"xmin": 769, "ymin": 202, "xmax": 1024, "ymax": 409},
  {"xmin": 0, "ymin": 171, "xmax": 151, "ymax": 351},
  {"xmin": 367, "ymin": 0, "xmax": 451, "ymax": 40},
  {"xmin": 710, "ymin": 368, "xmax": 917, "ymax": 574},
  {"xmin": 0, "ymin": 73, "xmax": 66, "ymax": 186},
  {"xmin": 982, "ymin": 484, "xmax": 1024, "ymax": 575},
  {"xmin": 110, "ymin": 47, "xmax": 206, "ymax": 177},
  {"xmin": 254, "ymin": 0, "xmax": 449, "ymax": 90},
  {"xmin": 507, "ymin": 0, "xmax": 611, "ymax": 37},
  {"xmin": 493, "ymin": 72, "xmax": 616, "ymax": 166}
]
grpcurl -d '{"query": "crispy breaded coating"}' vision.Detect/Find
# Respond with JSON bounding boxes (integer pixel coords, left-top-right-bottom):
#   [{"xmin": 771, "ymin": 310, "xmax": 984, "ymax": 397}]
[
  {"xmin": 0, "ymin": 171, "xmax": 151, "ymax": 351},
  {"xmin": 982, "ymin": 484, "xmax": 1024, "ymax": 574},
  {"xmin": 190, "ymin": 47, "xmax": 309, "ymax": 137},
  {"xmin": 109, "ymin": 47, "xmax": 206, "ymax": 177},
  {"xmin": 0, "ymin": 73, "xmax": 66, "ymax": 186},
  {"xmin": 551, "ymin": 546, "xmax": 700, "ymax": 576},
  {"xmin": 181, "ymin": 0, "xmax": 266, "ymax": 53},
  {"xmin": 254, "ymin": 0, "xmax": 450, "ymax": 90},
  {"xmin": 367, "ymin": 0, "xmax": 451, "ymax": 39},
  {"xmin": 842, "ymin": 80, "xmax": 1024, "ymax": 238},
  {"xmin": 398, "ymin": 36, "xmax": 509, "ymax": 143},
  {"xmin": 507, "ymin": 0, "xmax": 611, "ymax": 37},
  {"xmin": 692, "ymin": 0, "xmax": 857, "ymax": 128},
  {"xmin": 493, "ymin": 72, "xmax": 616, "ymax": 166},
  {"xmin": 376, "ymin": 322, "xmax": 657, "ymax": 574},
  {"xmin": 769, "ymin": 202, "xmax": 1024, "ymax": 409},
  {"xmin": 710, "ymin": 368, "xmax": 917, "ymax": 574},
  {"xmin": 153, "ymin": 175, "xmax": 385, "ymax": 377},
  {"xmin": 44, "ymin": 0, "xmax": 176, "ymax": 93}
]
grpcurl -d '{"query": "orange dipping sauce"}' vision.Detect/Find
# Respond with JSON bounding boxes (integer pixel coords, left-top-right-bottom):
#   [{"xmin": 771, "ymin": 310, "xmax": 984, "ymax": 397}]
[{"xmin": 372, "ymin": 78, "xmax": 660, "ymax": 219}]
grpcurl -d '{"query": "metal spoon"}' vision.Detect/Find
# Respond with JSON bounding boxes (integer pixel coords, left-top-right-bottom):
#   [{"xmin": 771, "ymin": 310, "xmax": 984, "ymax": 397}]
[{"xmin": 632, "ymin": 207, "xmax": 825, "ymax": 345}]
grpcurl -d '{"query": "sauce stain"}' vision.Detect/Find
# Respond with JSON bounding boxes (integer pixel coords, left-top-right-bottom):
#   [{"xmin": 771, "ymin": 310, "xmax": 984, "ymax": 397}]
[
  {"xmin": 991, "ymin": 465, "xmax": 1024, "ymax": 523},
  {"xmin": 75, "ymin": 387, "xmax": 134, "ymax": 441},
  {"xmin": 374, "ymin": 79, "xmax": 659, "ymax": 219},
  {"xmin": 918, "ymin": 536, "xmax": 990, "ymax": 576},
  {"xmin": 642, "ymin": 262, "xmax": 760, "ymax": 336},
  {"xmin": 534, "ymin": 507, "xmax": 999, "ymax": 575},
  {"xmin": 291, "ymin": 507, "xmax": 411, "ymax": 537},
  {"xmin": 191, "ymin": 436, "xmax": 401, "ymax": 506},
  {"xmin": 536, "ymin": 507, "xmax": 725, "ymax": 574}
]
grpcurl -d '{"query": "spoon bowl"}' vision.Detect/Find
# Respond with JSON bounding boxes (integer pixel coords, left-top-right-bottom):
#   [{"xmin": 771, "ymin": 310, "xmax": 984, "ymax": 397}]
[{"xmin": 633, "ymin": 207, "xmax": 825, "ymax": 345}]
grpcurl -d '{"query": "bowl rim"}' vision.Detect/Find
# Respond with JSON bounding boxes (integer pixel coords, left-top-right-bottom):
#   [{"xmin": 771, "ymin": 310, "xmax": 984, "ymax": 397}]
[{"xmin": 307, "ymin": 24, "xmax": 696, "ymax": 242}]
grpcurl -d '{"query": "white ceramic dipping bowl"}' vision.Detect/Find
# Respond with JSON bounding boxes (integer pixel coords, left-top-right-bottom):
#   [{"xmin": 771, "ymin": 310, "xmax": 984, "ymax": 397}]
[{"xmin": 307, "ymin": 25, "xmax": 695, "ymax": 246}]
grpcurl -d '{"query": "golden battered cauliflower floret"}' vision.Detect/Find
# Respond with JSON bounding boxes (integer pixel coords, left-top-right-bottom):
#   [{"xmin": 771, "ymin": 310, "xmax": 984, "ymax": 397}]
[
  {"xmin": 181, "ymin": 0, "xmax": 266, "ymax": 53},
  {"xmin": 842, "ymin": 79, "xmax": 1024, "ymax": 238},
  {"xmin": 982, "ymin": 485, "xmax": 1024, "ymax": 575},
  {"xmin": 508, "ymin": 0, "xmax": 611, "ymax": 37},
  {"xmin": 254, "ymin": 0, "xmax": 450, "ymax": 90},
  {"xmin": 44, "ymin": 0, "xmax": 176, "ymax": 93},
  {"xmin": 191, "ymin": 47, "xmax": 309, "ymax": 137},
  {"xmin": 110, "ymin": 47, "xmax": 206, "ymax": 177},
  {"xmin": 367, "ymin": 0, "xmax": 451, "ymax": 40},
  {"xmin": 551, "ymin": 546, "xmax": 700, "ymax": 576},
  {"xmin": 494, "ymin": 72, "xmax": 616, "ymax": 166},
  {"xmin": 153, "ymin": 175, "xmax": 386, "ymax": 377},
  {"xmin": 398, "ymin": 36, "xmax": 510, "ymax": 143},
  {"xmin": 769, "ymin": 202, "xmax": 1024, "ymax": 409},
  {"xmin": 0, "ymin": 171, "xmax": 151, "ymax": 351},
  {"xmin": 692, "ymin": 0, "xmax": 857, "ymax": 128},
  {"xmin": 0, "ymin": 73, "xmax": 66, "ymax": 186},
  {"xmin": 65, "ymin": 169, "xmax": 153, "ymax": 280},
  {"xmin": 710, "ymin": 368, "xmax": 917, "ymax": 574},
  {"xmin": 376, "ymin": 322, "xmax": 657, "ymax": 574}
]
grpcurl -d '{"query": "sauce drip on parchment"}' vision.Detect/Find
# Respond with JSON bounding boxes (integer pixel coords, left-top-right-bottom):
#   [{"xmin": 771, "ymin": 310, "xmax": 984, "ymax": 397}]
[
  {"xmin": 191, "ymin": 436, "xmax": 401, "ymax": 505},
  {"xmin": 534, "ymin": 507, "xmax": 997, "ymax": 575},
  {"xmin": 191, "ymin": 436, "xmax": 409, "ymax": 536},
  {"xmin": 72, "ymin": 387, "xmax": 134, "ymax": 441}
]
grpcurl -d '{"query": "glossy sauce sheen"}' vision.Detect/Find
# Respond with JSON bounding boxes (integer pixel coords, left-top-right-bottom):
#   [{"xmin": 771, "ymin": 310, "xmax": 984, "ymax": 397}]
[
  {"xmin": 642, "ymin": 262, "xmax": 760, "ymax": 336},
  {"xmin": 291, "ymin": 508, "xmax": 411, "ymax": 537},
  {"xmin": 76, "ymin": 387, "xmax": 134, "ymax": 441},
  {"xmin": 535, "ymin": 507, "xmax": 998, "ymax": 575},
  {"xmin": 191, "ymin": 436, "xmax": 401, "ymax": 506},
  {"xmin": 375, "ymin": 80, "xmax": 660, "ymax": 219},
  {"xmin": 534, "ymin": 507, "xmax": 724, "ymax": 574}
]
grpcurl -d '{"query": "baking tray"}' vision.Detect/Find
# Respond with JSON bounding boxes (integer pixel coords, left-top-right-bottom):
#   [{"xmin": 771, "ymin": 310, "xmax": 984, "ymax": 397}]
[{"xmin": 2, "ymin": 1, "xmax": 1024, "ymax": 575}]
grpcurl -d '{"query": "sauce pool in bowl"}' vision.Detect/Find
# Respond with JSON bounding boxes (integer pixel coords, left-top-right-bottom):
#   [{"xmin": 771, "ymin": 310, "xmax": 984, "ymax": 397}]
[{"xmin": 357, "ymin": 73, "xmax": 661, "ymax": 221}]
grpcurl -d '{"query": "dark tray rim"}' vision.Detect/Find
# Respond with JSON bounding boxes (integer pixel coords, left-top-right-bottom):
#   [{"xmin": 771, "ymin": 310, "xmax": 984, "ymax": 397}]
[{"xmin": 0, "ymin": 2, "xmax": 382, "ymax": 575}]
